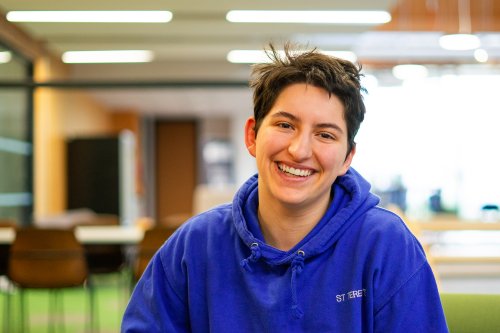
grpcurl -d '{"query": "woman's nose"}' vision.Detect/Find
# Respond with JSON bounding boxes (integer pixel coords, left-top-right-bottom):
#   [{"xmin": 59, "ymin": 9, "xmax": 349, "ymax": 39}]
[{"xmin": 288, "ymin": 132, "xmax": 312, "ymax": 160}]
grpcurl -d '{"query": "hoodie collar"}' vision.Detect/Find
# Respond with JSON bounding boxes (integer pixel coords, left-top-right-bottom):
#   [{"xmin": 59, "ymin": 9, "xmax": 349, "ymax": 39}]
[
  {"xmin": 232, "ymin": 168, "xmax": 379, "ymax": 265},
  {"xmin": 233, "ymin": 168, "xmax": 379, "ymax": 319}
]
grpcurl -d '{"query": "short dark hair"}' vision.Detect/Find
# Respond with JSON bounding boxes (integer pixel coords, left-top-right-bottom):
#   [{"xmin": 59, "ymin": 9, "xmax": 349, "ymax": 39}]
[{"xmin": 249, "ymin": 43, "xmax": 366, "ymax": 154}]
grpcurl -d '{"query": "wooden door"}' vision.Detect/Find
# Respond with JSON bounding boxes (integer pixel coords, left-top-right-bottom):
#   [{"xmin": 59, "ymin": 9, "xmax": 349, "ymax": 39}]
[{"xmin": 155, "ymin": 120, "xmax": 197, "ymax": 226}]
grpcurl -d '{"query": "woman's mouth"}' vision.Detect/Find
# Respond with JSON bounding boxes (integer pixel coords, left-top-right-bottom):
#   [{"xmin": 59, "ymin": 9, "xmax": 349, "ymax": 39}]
[{"xmin": 277, "ymin": 163, "xmax": 313, "ymax": 177}]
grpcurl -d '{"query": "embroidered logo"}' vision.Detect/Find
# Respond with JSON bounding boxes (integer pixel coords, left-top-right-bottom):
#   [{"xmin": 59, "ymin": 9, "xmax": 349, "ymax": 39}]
[{"xmin": 336, "ymin": 289, "xmax": 366, "ymax": 303}]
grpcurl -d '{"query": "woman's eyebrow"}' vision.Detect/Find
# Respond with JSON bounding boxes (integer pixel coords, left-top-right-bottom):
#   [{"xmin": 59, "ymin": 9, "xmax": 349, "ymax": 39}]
[
  {"xmin": 271, "ymin": 111, "xmax": 297, "ymax": 121},
  {"xmin": 270, "ymin": 110, "xmax": 344, "ymax": 134}
]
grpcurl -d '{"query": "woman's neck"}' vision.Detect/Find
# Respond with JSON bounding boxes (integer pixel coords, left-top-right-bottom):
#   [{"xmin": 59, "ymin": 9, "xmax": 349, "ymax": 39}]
[{"xmin": 257, "ymin": 198, "xmax": 329, "ymax": 251}]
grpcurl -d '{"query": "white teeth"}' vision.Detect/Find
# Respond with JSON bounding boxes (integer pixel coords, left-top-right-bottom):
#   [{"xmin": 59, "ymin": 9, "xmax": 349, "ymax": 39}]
[{"xmin": 278, "ymin": 163, "xmax": 312, "ymax": 177}]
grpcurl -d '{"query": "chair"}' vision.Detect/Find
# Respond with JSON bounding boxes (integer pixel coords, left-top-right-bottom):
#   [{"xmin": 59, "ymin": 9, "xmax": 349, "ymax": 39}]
[
  {"xmin": 134, "ymin": 226, "xmax": 176, "ymax": 282},
  {"xmin": 35, "ymin": 211, "xmax": 126, "ymax": 279},
  {"xmin": 73, "ymin": 215, "xmax": 129, "ymax": 330},
  {"xmin": 76, "ymin": 214, "xmax": 126, "ymax": 277},
  {"xmin": 7, "ymin": 227, "xmax": 94, "ymax": 332},
  {"xmin": 440, "ymin": 293, "xmax": 500, "ymax": 332}
]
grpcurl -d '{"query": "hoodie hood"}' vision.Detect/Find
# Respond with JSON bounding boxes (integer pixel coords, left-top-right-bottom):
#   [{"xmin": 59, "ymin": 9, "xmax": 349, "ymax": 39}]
[
  {"xmin": 233, "ymin": 168, "xmax": 380, "ymax": 318},
  {"xmin": 232, "ymin": 167, "xmax": 380, "ymax": 266}
]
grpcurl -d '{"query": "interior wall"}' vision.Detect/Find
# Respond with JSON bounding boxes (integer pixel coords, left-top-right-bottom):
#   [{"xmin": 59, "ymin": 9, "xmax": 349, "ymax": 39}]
[
  {"xmin": 33, "ymin": 57, "xmax": 116, "ymax": 218},
  {"xmin": 110, "ymin": 110, "xmax": 145, "ymax": 214},
  {"xmin": 1, "ymin": 10, "xmax": 130, "ymax": 220}
]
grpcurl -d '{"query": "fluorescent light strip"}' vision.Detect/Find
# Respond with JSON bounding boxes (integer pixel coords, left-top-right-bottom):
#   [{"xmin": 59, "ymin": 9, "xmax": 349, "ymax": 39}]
[
  {"xmin": 226, "ymin": 10, "xmax": 391, "ymax": 24},
  {"xmin": 392, "ymin": 64, "xmax": 428, "ymax": 80},
  {"xmin": 6, "ymin": 11, "xmax": 172, "ymax": 23},
  {"xmin": 227, "ymin": 50, "xmax": 357, "ymax": 64},
  {"xmin": 227, "ymin": 50, "xmax": 273, "ymax": 64},
  {"xmin": 439, "ymin": 34, "xmax": 480, "ymax": 51},
  {"xmin": 0, "ymin": 51, "xmax": 12, "ymax": 63},
  {"xmin": 62, "ymin": 50, "xmax": 154, "ymax": 63},
  {"xmin": 322, "ymin": 51, "xmax": 357, "ymax": 63}
]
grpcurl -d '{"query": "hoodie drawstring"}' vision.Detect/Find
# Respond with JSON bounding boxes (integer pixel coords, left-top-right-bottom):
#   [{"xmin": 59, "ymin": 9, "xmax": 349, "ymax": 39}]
[
  {"xmin": 241, "ymin": 244, "xmax": 305, "ymax": 319},
  {"xmin": 240, "ymin": 242, "xmax": 261, "ymax": 272},
  {"xmin": 290, "ymin": 250, "xmax": 305, "ymax": 319}
]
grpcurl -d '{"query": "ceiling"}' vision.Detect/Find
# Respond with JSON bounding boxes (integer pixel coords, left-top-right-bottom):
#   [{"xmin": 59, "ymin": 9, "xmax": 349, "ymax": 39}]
[{"xmin": 1, "ymin": 0, "xmax": 500, "ymax": 117}]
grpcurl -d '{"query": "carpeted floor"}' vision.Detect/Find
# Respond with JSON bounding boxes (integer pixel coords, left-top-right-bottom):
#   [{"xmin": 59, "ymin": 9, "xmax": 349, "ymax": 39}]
[{"xmin": 0, "ymin": 273, "xmax": 131, "ymax": 333}]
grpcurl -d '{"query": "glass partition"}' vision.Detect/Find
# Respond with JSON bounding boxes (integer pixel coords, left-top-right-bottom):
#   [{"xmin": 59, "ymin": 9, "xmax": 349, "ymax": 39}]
[{"xmin": 0, "ymin": 44, "xmax": 33, "ymax": 225}]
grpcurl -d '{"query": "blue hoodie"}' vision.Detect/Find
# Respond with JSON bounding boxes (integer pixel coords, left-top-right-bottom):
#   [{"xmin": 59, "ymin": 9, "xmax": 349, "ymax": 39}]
[{"xmin": 122, "ymin": 169, "xmax": 448, "ymax": 332}]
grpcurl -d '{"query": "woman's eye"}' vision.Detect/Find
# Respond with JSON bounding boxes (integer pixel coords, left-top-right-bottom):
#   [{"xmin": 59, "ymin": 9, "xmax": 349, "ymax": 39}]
[
  {"xmin": 278, "ymin": 122, "xmax": 292, "ymax": 129},
  {"xmin": 319, "ymin": 132, "xmax": 335, "ymax": 140}
]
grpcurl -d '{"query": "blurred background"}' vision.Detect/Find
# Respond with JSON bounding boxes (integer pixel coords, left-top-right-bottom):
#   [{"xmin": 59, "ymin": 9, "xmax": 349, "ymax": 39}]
[{"xmin": 1, "ymin": 0, "xmax": 500, "ymax": 330}]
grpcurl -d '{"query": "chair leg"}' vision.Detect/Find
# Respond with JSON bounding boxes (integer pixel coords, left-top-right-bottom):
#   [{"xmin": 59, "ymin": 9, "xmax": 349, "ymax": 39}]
[
  {"xmin": 48, "ymin": 289, "xmax": 65, "ymax": 333},
  {"xmin": 3, "ymin": 288, "xmax": 9, "ymax": 333},
  {"xmin": 48, "ymin": 289, "xmax": 55, "ymax": 333},
  {"xmin": 88, "ymin": 283, "xmax": 98, "ymax": 333},
  {"xmin": 55, "ymin": 290, "xmax": 66, "ymax": 333},
  {"xmin": 19, "ymin": 289, "xmax": 27, "ymax": 333},
  {"xmin": 3, "ymin": 282, "xmax": 18, "ymax": 333}
]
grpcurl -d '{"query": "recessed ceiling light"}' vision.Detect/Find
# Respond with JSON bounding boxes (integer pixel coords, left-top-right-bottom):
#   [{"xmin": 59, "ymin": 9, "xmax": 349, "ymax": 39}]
[
  {"xmin": 226, "ymin": 50, "xmax": 271, "ymax": 64},
  {"xmin": 322, "ymin": 51, "xmax": 357, "ymax": 63},
  {"xmin": 0, "ymin": 51, "xmax": 12, "ymax": 64},
  {"xmin": 227, "ymin": 50, "xmax": 357, "ymax": 64},
  {"xmin": 226, "ymin": 10, "xmax": 391, "ymax": 24},
  {"xmin": 392, "ymin": 64, "xmax": 428, "ymax": 80},
  {"xmin": 6, "ymin": 11, "xmax": 172, "ymax": 23},
  {"xmin": 474, "ymin": 48, "xmax": 488, "ymax": 63},
  {"xmin": 439, "ymin": 34, "xmax": 480, "ymax": 51},
  {"xmin": 62, "ymin": 50, "xmax": 154, "ymax": 63}
]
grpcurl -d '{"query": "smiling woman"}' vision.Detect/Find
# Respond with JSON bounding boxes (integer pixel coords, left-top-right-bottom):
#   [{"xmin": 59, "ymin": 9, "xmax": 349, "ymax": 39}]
[
  {"xmin": 122, "ymin": 43, "xmax": 447, "ymax": 333},
  {"xmin": 245, "ymin": 83, "xmax": 354, "ymax": 232}
]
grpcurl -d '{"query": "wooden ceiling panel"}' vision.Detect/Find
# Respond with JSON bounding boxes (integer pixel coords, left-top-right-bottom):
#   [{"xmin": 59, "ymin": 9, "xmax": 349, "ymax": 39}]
[{"xmin": 380, "ymin": 0, "xmax": 500, "ymax": 32}]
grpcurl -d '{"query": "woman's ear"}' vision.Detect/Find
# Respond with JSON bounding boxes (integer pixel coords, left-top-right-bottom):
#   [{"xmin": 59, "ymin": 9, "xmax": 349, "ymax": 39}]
[{"xmin": 244, "ymin": 117, "xmax": 257, "ymax": 157}]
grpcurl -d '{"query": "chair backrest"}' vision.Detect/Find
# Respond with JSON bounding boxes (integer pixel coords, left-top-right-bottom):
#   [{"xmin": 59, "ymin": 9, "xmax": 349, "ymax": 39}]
[
  {"xmin": 440, "ymin": 293, "xmax": 500, "ymax": 333},
  {"xmin": 8, "ymin": 227, "xmax": 88, "ymax": 288},
  {"xmin": 74, "ymin": 215, "xmax": 125, "ymax": 274},
  {"xmin": 134, "ymin": 227, "xmax": 176, "ymax": 281}
]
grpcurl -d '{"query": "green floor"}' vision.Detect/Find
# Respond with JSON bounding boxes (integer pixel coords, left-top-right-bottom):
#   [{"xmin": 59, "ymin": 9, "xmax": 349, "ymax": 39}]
[{"xmin": 0, "ymin": 273, "xmax": 131, "ymax": 333}]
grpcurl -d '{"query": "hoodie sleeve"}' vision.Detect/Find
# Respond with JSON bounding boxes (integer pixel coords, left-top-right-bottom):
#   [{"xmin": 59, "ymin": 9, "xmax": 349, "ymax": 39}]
[
  {"xmin": 374, "ymin": 262, "xmax": 449, "ymax": 333},
  {"xmin": 121, "ymin": 249, "xmax": 190, "ymax": 332}
]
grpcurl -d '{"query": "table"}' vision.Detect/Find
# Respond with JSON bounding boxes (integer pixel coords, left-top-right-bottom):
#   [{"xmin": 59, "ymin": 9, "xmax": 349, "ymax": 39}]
[
  {"xmin": 0, "ymin": 227, "xmax": 15, "ymax": 244},
  {"xmin": 0, "ymin": 225, "xmax": 144, "ymax": 245},
  {"xmin": 414, "ymin": 220, "xmax": 500, "ymax": 279},
  {"xmin": 74, "ymin": 225, "xmax": 144, "ymax": 244},
  {"xmin": 416, "ymin": 221, "xmax": 500, "ymax": 231}
]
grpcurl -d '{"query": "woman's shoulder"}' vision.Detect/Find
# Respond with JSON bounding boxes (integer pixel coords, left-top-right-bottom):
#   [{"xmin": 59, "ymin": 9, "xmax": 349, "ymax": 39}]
[
  {"xmin": 181, "ymin": 203, "xmax": 233, "ymax": 233},
  {"xmin": 362, "ymin": 206, "xmax": 415, "ymax": 237},
  {"xmin": 161, "ymin": 203, "xmax": 234, "ymax": 251}
]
